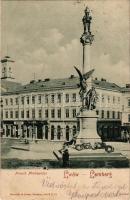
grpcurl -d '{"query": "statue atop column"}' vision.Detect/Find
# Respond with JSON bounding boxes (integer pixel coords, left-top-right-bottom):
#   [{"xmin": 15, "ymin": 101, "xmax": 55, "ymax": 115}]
[
  {"xmin": 82, "ymin": 6, "xmax": 92, "ymax": 34},
  {"xmin": 80, "ymin": 6, "xmax": 94, "ymax": 45}
]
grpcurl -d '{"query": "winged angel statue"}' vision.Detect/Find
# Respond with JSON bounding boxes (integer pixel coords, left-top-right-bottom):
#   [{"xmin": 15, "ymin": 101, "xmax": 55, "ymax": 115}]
[{"xmin": 74, "ymin": 66, "xmax": 98, "ymax": 110}]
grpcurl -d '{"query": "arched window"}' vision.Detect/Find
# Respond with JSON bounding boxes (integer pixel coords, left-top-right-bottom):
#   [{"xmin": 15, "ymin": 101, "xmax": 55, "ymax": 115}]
[
  {"xmin": 66, "ymin": 126, "xmax": 70, "ymax": 141},
  {"xmin": 73, "ymin": 126, "xmax": 77, "ymax": 136},
  {"xmin": 118, "ymin": 112, "xmax": 120, "ymax": 119},
  {"xmin": 96, "ymin": 110, "xmax": 99, "ymax": 115},
  {"xmin": 57, "ymin": 125, "xmax": 61, "ymax": 140},
  {"xmin": 112, "ymin": 111, "xmax": 115, "ymax": 119},
  {"xmin": 51, "ymin": 125, "xmax": 55, "ymax": 140},
  {"xmin": 45, "ymin": 125, "xmax": 48, "ymax": 139},
  {"xmin": 101, "ymin": 110, "xmax": 104, "ymax": 118},
  {"xmin": 107, "ymin": 111, "xmax": 110, "ymax": 119}
]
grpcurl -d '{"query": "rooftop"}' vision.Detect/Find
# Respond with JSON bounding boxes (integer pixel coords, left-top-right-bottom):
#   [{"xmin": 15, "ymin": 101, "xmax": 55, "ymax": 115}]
[
  {"xmin": 1, "ymin": 80, "xmax": 22, "ymax": 93},
  {"xmin": 1, "ymin": 76, "xmax": 124, "ymax": 96}
]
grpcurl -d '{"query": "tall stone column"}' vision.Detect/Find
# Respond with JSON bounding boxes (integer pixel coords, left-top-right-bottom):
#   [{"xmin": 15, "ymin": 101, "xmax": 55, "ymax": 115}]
[
  {"xmin": 3, "ymin": 124, "xmax": 6, "ymax": 137},
  {"xmin": 8, "ymin": 125, "xmax": 11, "ymax": 137},
  {"xmin": 82, "ymin": 44, "xmax": 90, "ymax": 74},
  {"xmin": 48, "ymin": 122, "xmax": 51, "ymax": 140},
  {"xmin": 42, "ymin": 125, "xmax": 45, "ymax": 139},
  {"xmin": 80, "ymin": 9, "xmax": 94, "ymax": 88},
  {"xmin": 18, "ymin": 122, "xmax": 22, "ymax": 138},
  {"xmin": 54, "ymin": 127, "xmax": 57, "ymax": 141},
  {"xmin": 28, "ymin": 126, "xmax": 32, "ymax": 139},
  {"xmin": 13, "ymin": 126, "xmax": 16, "ymax": 137},
  {"xmin": 60, "ymin": 127, "xmax": 65, "ymax": 141},
  {"xmin": 35, "ymin": 126, "xmax": 37, "ymax": 139}
]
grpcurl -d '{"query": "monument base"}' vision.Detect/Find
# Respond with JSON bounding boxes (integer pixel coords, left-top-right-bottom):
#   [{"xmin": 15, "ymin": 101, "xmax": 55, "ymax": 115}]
[
  {"xmin": 53, "ymin": 148, "xmax": 129, "ymax": 168},
  {"xmin": 77, "ymin": 110, "xmax": 101, "ymax": 145}
]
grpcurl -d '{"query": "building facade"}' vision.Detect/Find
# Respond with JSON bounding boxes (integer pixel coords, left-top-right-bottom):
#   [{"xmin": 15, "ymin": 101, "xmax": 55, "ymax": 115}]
[{"xmin": 1, "ymin": 75, "xmax": 129, "ymax": 142}]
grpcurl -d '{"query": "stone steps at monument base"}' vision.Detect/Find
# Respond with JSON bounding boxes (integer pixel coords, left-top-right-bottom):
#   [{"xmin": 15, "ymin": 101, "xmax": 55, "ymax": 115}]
[{"xmin": 53, "ymin": 150, "xmax": 127, "ymax": 161}]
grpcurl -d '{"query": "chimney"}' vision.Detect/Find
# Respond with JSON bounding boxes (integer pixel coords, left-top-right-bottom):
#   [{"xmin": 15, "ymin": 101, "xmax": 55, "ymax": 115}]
[
  {"xmin": 44, "ymin": 78, "xmax": 50, "ymax": 82},
  {"xmin": 69, "ymin": 74, "xmax": 75, "ymax": 79},
  {"xmin": 30, "ymin": 80, "xmax": 35, "ymax": 84},
  {"xmin": 126, "ymin": 84, "xmax": 130, "ymax": 88},
  {"xmin": 101, "ymin": 78, "xmax": 106, "ymax": 82}
]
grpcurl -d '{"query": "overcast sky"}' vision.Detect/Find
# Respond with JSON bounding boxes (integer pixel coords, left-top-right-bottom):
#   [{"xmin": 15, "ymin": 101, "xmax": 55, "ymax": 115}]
[{"xmin": 1, "ymin": 0, "xmax": 130, "ymax": 86}]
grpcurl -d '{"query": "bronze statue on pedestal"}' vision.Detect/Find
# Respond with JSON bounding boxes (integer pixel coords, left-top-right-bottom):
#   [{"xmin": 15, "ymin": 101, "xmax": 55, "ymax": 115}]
[
  {"xmin": 85, "ymin": 86, "xmax": 98, "ymax": 110},
  {"xmin": 82, "ymin": 7, "xmax": 92, "ymax": 34},
  {"xmin": 74, "ymin": 66, "xmax": 97, "ymax": 110}
]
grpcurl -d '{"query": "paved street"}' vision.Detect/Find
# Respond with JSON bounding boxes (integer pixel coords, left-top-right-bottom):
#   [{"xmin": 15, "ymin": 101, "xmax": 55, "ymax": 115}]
[
  {"xmin": 1, "ymin": 138, "xmax": 130, "ymax": 168},
  {"xmin": 1, "ymin": 138, "xmax": 64, "ymax": 160}
]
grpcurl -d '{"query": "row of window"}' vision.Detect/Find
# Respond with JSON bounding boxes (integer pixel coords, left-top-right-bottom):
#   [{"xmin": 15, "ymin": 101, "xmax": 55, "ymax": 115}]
[
  {"xmin": 3, "ymin": 93, "xmax": 121, "ymax": 106},
  {"xmin": 101, "ymin": 95, "xmax": 120, "ymax": 104},
  {"xmin": 4, "ymin": 109, "xmax": 121, "ymax": 120},
  {"xmin": 4, "ymin": 108, "xmax": 77, "ymax": 119},
  {"xmin": 96, "ymin": 110, "xmax": 121, "ymax": 119},
  {"xmin": 3, "ymin": 93, "xmax": 77, "ymax": 106}
]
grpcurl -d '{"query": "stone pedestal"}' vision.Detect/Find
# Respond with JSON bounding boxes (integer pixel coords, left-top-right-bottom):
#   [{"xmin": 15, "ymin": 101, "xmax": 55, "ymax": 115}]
[{"xmin": 76, "ymin": 109, "xmax": 101, "ymax": 145}]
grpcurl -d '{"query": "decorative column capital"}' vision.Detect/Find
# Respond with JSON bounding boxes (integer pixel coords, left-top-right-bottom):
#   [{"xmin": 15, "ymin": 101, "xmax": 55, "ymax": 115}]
[{"xmin": 80, "ymin": 32, "xmax": 94, "ymax": 45}]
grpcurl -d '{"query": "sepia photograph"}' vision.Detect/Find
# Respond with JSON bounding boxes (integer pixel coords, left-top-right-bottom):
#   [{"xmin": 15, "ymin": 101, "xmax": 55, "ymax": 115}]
[{"xmin": 1, "ymin": 0, "xmax": 130, "ymax": 170}]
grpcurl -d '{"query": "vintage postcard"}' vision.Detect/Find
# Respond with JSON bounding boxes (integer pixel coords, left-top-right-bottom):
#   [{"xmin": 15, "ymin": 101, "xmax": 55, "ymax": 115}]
[{"xmin": 1, "ymin": 0, "xmax": 130, "ymax": 199}]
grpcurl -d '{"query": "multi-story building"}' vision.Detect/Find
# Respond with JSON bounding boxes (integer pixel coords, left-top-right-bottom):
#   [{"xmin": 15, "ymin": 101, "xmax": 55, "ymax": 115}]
[
  {"xmin": 1, "ymin": 56, "xmax": 130, "ymax": 141},
  {"xmin": 2, "ymin": 73, "xmax": 129, "ymax": 142}
]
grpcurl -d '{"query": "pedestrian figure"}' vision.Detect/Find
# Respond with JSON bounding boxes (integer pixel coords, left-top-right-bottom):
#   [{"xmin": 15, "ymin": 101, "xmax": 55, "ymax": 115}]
[
  {"xmin": 124, "ymin": 130, "xmax": 128, "ymax": 142},
  {"xmin": 121, "ymin": 130, "xmax": 125, "ymax": 142},
  {"xmin": 126, "ymin": 131, "xmax": 130, "ymax": 143},
  {"xmin": 62, "ymin": 149, "xmax": 69, "ymax": 168}
]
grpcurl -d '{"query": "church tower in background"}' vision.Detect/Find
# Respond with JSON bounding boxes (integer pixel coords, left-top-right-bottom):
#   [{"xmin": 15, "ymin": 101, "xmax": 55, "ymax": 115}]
[{"xmin": 1, "ymin": 56, "xmax": 15, "ymax": 81}]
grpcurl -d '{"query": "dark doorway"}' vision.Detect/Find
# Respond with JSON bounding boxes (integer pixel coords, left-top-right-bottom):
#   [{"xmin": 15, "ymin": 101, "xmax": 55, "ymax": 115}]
[
  {"xmin": 27, "ymin": 127, "xmax": 29, "ymax": 138},
  {"xmin": 66, "ymin": 126, "xmax": 69, "ymax": 141},
  {"xmin": 11, "ymin": 126, "xmax": 13, "ymax": 137},
  {"xmin": 6, "ymin": 127, "xmax": 10, "ymax": 137},
  {"xmin": 73, "ymin": 126, "xmax": 77, "ymax": 136},
  {"xmin": 51, "ymin": 125, "xmax": 55, "ymax": 140},
  {"xmin": 57, "ymin": 126, "xmax": 61, "ymax": 140},
  {"xmin": 37, "ymin": 125, "xmax": 43, "ymax": 139},
  {"xmin": 45, "ymin": 126, "xmax": 48, "ymax": 140}
]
